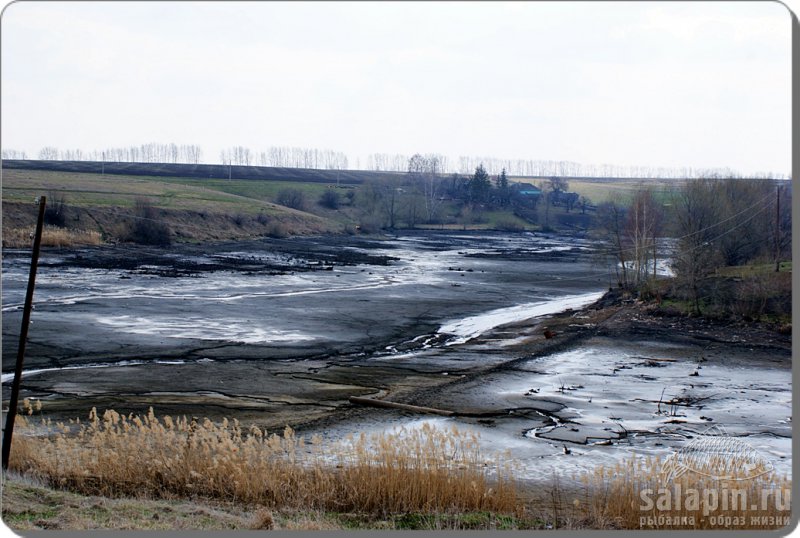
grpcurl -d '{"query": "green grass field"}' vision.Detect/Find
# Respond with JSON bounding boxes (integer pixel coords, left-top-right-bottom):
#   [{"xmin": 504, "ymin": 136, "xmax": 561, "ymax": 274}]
[
  {"xmin": 1, "ymin": 169, "xmax": 330, "ymax": 216},
  {"xmin": 566, "ymin": 178, "xmax": 682, "ymax": 205},
  {"xmin": 509, "ymin": 177, "xmax": 683, "ymax": 205}
]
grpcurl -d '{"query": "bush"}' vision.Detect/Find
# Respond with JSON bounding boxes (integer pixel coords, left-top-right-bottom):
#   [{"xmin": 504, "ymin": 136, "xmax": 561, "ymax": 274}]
[
  {"xmin": 124, "ymin": 199, "xmax": 171, "ymax": 246},
  {"xmin": 43, "ymin": 192, "xmax": 67, "ymax": 227},
  {"xmin": 319, "ymin": 189, "xmax": 340, "ymax": 210},
  {"xmin": 358, "ymin": 215, "xmax": 384, "ymax": 234},
  {"xmin": 276, "ymin": 189, "xmax": 306, "ymax": 211},
  {"xmin": 265, "ymin": 222, "xmax": 288, "ymax": 238},
  {"xmin": 493, "ymin": 218, "xmax": 524, "ymax": 232}
]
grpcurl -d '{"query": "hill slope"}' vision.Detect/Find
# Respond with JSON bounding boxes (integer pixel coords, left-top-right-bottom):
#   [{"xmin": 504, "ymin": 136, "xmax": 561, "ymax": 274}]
[{"xmin": 1, "ymin": 167, "xmax": 344, "ymax": 245}]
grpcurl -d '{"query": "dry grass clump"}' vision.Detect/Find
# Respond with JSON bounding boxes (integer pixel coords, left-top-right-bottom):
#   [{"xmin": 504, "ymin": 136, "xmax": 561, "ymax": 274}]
[
  {"xmin": 248, "ymin": 507, "xmax": 274, "ymax": 530},
  {"xmin": 9, "ymin": 408, "xmax": 519, "ymax": 518},
  {"xmin": 576, "ymin": 455, "xmax": 791, "ymax": 530},
  {"xmin": 2, "ymin": 226, "xmax": 103, "ymax": 248}
]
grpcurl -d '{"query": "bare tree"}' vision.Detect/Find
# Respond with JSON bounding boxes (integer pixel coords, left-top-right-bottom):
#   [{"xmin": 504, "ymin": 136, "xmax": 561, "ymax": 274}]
[
  {"xmin": 376, "ymin": 179, "xmax": 401, "ymax": 229},
  {"xmin": 38, "ymin": 147, "xmax": 59, "ymax": 160},
  {"xmin": 626, "ymin": 187, "xmax": 663, "ymax": 288},
  {"xmin": 671, "ymin": 178, "xmax": 724, "ymax": 315},
  {"xmin": 773, "ymin": 183, "xmax": 792, "ymax": 271},
  {"xmin": 2, "ymin": 149, "xmax": 28, "ymax": 159},
  {"xmin": 715, "ymin": 178, "xmax": 773, "ymax": 266},
  {"xmin": 597, "ymin": 198, "xmax": 630, "ymax": 288},
  {"xmin": 408, "ymin": 153, "xmax": 445, "ymax": 223}
]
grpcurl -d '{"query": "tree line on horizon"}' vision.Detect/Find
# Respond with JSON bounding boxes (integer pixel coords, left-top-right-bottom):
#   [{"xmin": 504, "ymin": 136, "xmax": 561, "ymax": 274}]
[{"xmin": 0, "ymin": 144, "xmax": 788, "ymax": 180}]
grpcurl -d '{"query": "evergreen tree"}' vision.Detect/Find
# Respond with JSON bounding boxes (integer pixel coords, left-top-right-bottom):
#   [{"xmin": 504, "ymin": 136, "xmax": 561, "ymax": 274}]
[
  {"xmin": 497, "ymin": 168, "xmax": 510, "ymax": 207},
  {"xmin": 468, "ymin": 164, "xmax": 492, "ymax": 204}
]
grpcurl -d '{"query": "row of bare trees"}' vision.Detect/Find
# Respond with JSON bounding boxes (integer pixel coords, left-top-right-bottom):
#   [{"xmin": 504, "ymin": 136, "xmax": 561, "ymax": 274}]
[
  {"xmin": 366, "ymin": 152, "xmax": 451, "ymax": 174},
  {"xmin": 453, "ymin": 156, "xmax": 787, "ymax": 180},
  {"xmin": 361, "ymin": 152, "xmax": 785, "ymax": 180},
  {"xmin": 1, "ymin": 149, "xmax": 28, "ymax": 159},
  {"xmin": 24, "ymin": 144, "xmax": 204, "ymax": 164},
  {"xmin": 2, "ymin": 144, "xmax": 788, "ymax": 180},
  {"xmin": 366, "ymin": 153, "xmax": 412, "ymax": 172},
  {"xmin": 219, "ymin": 146, "xmax": 350, "ymax": 170}
]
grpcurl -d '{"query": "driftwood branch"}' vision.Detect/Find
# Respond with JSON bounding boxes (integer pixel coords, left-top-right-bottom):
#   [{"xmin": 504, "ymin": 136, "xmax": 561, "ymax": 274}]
[{"xmin": 349, "ymin": 396, "xmax": 455, "ymax": 417}]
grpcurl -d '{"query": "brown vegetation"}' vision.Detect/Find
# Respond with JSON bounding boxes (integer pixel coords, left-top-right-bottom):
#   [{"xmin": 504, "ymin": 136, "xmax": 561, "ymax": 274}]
[
  {"xmin": 2, "ymin": 226, "xmax": 103, "ymax": 248},
  {"xmin": 9, "ymin": 408, "xmax": 518, "ymax": 517},
  {"xmin": 576, "ymin": 455, "xmax": 791, "ymax": 530},
  {"xmin": 120, "ymin": 199, "xmax": 172, "ymax": 246},
  {"xmin": 6, "ymin": 403, "xmax": 790, "ymax": 531}
]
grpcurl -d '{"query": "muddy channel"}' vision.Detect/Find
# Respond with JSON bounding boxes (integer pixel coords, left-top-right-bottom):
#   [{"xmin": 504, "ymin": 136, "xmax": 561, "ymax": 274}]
[{"xmin": 1, "ymin": 231, "xmax": 791, "ymax": 479}]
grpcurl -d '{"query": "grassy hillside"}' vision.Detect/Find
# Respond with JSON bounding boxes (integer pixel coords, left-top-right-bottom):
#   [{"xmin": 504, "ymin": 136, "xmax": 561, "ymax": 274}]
[{"xmin": 1, "ymin": 168, "xmax": 344, "ymax": 245}]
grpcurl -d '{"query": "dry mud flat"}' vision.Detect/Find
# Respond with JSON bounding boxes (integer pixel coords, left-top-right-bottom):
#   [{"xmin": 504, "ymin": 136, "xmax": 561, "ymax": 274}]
[
  {"xmin": 1, "ymin": 231, "xmax": 792, "ymax": 479},
  {"xmin": 2, "ymin": 231, "xmax": 601, "ymax": 421},
  {"xmin": 390, "ymin": 302, "xmax": 792, "ymax": 479}
]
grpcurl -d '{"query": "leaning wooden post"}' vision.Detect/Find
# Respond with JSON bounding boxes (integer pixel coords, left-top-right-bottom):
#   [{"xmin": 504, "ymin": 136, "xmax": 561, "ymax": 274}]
[{"xmin": 2, "ymin": 196, "xmax": 46, "ymax": 471}]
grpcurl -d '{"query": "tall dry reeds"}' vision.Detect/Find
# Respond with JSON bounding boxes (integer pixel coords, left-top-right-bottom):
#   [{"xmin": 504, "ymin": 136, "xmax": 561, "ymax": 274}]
[
  {"xmin": 8, "ymin": 404, "xmax": 790, "ymax": 530},
  {"xmin": 9, "ymin": 408, "xmax": 519, "ymax": 517},
  {"xmin": 576, "ymin": 455, "xmax": 791, "ymax": 530},
  {"xmin": 2, "ymin": 226, "xmax": 103, "ymax": 248}
]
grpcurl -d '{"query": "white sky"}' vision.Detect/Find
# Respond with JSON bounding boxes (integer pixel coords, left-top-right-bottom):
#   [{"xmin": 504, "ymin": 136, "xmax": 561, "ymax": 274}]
[{"xmin": 0, "ymin": 1, "xmax": 792, "ymax": 175}]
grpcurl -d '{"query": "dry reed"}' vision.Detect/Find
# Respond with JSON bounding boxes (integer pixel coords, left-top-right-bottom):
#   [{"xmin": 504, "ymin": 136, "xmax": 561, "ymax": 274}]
[
  {"xmin": 576, "ymin": 454, "xmax": 791, "ymax": 530},
  {"xmin": 2, "ymin": 226, "xmax": 103, "ymax": 248},
  {"xmin": 9, "ymin": 403, "xmax": 789, "ymax": 529},
  {"xmin": 9, "ymin": 408, "xmax": 519, "ymax": 518}
]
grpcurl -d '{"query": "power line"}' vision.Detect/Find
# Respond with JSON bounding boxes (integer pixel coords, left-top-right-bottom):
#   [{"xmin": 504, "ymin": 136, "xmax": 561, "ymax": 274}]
[{"xmin": 588, "ymin": 191, "xmax": 774, "ymax": 261}]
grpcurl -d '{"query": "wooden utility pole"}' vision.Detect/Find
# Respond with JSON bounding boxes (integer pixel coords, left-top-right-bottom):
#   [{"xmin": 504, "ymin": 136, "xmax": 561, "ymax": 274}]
[
  {"xmin": 2, "ymin": 196, "xmax": 46, "ymax": 471},
  {"xmin": 775, "ymin": 185, "xmax": 781, "ymax": 272}
]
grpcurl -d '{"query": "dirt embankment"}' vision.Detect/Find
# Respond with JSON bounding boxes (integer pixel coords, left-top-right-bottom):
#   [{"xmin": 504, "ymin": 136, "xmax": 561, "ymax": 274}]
[{"xmin": 496, "ymin": 292, "xmax": 791, "ymax": 369}]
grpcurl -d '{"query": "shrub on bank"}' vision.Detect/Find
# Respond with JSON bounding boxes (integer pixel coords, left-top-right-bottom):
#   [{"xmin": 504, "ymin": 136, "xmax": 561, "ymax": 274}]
[
  {"xmin": 122, "ymin": 199, "xmax": 172, "ymax": 246},
  {"xmin": 43, "ymin": 192, "xmax": 68, "ymax": 228},
  {"xmin": 276, "ymin": 189, "xmax": 306, "ymax": 211}
]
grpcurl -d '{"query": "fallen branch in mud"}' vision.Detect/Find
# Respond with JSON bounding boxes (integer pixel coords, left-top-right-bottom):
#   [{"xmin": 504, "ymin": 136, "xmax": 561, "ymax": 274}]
[{"xmin": 348, "ymin": 396, "xmax": 455, "ymax": 417}]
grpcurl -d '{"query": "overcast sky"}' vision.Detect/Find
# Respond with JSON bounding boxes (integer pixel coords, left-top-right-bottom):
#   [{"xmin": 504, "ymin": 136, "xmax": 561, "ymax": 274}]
[{"xmin": 1, "ymin": 1, "xmax": 792, "ymax": 175}]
